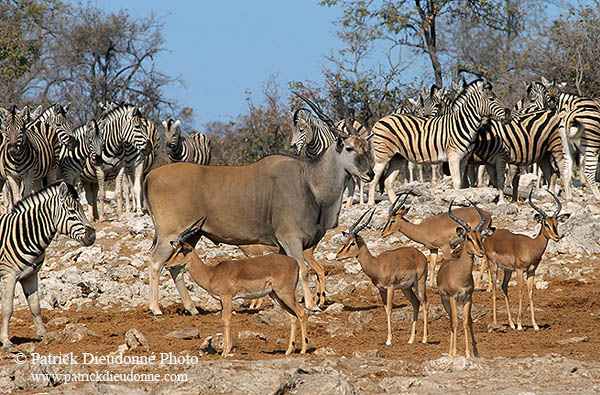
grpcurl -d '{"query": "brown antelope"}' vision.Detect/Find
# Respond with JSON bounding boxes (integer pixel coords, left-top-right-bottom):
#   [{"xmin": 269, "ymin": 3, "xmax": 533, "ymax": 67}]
[
  {"xmin": 483, "ymin": 189, "xmax": 569, "ymax": 331},
  {"xmin": 436, "ymin": 199, "xmax": 494, "ymax": 358},
  {"xmin": 145, "ymin": 114, "xmax": 374, "ymax": 315},
  {"xmin": 165, "ymin": 218, "xmax": 308, "ymax": 356},
  {"xmin": 238, "ymin": 244, "xmax": 326, "ymax": 309},
  {"xmin": 381, "ymin": 192, "xmax": 492, "ymax": 286},
  {"xmin": 336, "ymin": 208, "xmax": 429, "ymax": 346}
]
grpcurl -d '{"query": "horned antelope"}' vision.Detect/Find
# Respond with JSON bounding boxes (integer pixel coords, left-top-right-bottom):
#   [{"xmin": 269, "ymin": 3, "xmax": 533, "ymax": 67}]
[
  {"xmin": 336, "ymin": 208, "xmax": 428, "ymax": 346},
  {"xmin": 483, "ymin": 189, "xmax": 569, "ymax": 331},
  {"xmin": 436, "ymin": 199, "xmax": 494, "ymax": 358},
  {"xmin": 165, "ymin": 218, "xmax": 308, "ymax": 356},
  {"xmin": 238, "ymin": 244, "xmax": 326, "ymax": 309},
  {"xmin": 381, "ymin": 192, "xmax": 492, "ymax": 286},
  {"xmin": 145, "ymin": 116, "xmax": 374, "ymax": 315}
]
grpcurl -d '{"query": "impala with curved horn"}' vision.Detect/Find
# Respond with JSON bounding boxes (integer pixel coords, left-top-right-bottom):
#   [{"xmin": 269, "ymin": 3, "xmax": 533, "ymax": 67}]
[
  {"xmin": 436, "ymin": 199, "xmax": 494, "ymax": 358},
  {"xmin": 336, "ymin": 208, "xmax": 429, "ymax": 346},
  {"xmin": 482, "ymin": 188, "xmax": 570, "ymax": 331},
  {"xmin": 381, "ymin": 191, "xmax": 492, "ymax": 286}
]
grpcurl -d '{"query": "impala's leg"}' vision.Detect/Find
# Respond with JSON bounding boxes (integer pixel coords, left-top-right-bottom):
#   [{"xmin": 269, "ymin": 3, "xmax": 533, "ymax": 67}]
[
  {"xmin": 428, "ymin": 249, "xmax": 438, "ymax": 286},
  {"xmin": 487, "ymin": 258, "xmax": 498, "ymax": 325},
  {"xmin": 272, "ymin": 285, "xmax": 307, "ymax": 354},
  {"xmin": 368, "ymin": 160, "xmax": 388, "ymax": 206},
  {"xmin": 516, "ymin": 268, "xmax": 525, "ymax": 331},
  {"xmin": 401, "ymin": 287, "xmax": 419, "ymax": 344},
  {"xmin": 221, "ymin": 296, "xmax": 233, "ymax": 356},
  {"xmin": 304, "ymin": 247, "xmax": 326, "ymax": 307},
  {"xmin": 281, "ymin": 239, "xmax": 319, "ymax": 312},
  {"xmin": 449, "ymin": 297, "xmax": 459, "ymax": 356},
  {"xmin": 526, "ymin": 272, "xmax": 539, "ymax": 331},
  {"xmin": 474, "ymin": 256, "xmax": 487, "ymax": 290},
  {"xmin": 379, "ymin": 286, "xmax": 393, "ymax": 346},
  {"xmin": 20, "ymin": 271, "xmax": 46, "ymax": 340},
  {"xmin": 416, "ymin": 276, "xmax": 428, "ymax": 344},
  {"xmin": 501, "ymin": 270, "xmax": 515, "ymax": 329},
  {"xmin": 464, "ymin": 297, "xmax": 478, "ymax": 358},
  {"xmin": 1, "ymin": 273, "xmax": 17, "ymax": 348},
  {"xmin": 440, "ymin": 296, "xmax": 452, "ymax": 355}
]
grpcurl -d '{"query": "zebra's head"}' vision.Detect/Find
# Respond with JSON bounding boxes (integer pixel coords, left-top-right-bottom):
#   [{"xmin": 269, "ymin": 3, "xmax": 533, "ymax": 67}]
[
  {"xmin": 126, "ymin": 106, "xmax": 152, "ymax": 156},
  {"xmin": 163, "ymin": 118, "xmax": 182, "ymax": 152},
  {"xmin": 515, "ymin": 81, "xmax": 551, "ymax": 114},
  {"xmin": 48, "ymin": 103, "xmax": 76, "ymax": 151},
  {"xmin": 84, "ymin": 119, "xmax": 104, "ymax": 166},
  {"xmin": 0, "ymin": 105, "xmax": 28, "ymax": 157},
  {"xmin": 461, "ymin": 79, "xmax": 509, "ymax": 123},
  {"xmin": 540, "ymin": 77, "xmax": 566, "ymax": 112},
  {"xmin": 53, "ymin": 182, "xmax": 96, "ymax": 246},
  {"xmin": 290, "ymin": 108, "xmax": 314, "ymax": 155}
]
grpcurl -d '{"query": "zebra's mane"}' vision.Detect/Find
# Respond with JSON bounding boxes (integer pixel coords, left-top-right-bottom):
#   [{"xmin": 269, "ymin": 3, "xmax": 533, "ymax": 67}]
[
  {"xmin": 12, "ymin": 183, "xmax": 78, "ymax": 213},
  {"xmin": 292, "ymin": 108, "xmax": 312, "ymax": 123},
  {"xmin": 99, "ymin": 103, "xmax": 136, "ymax": 123},
  {"xmin": 449, "ymin": 79, "xmax": 486, "ymax": 112}
]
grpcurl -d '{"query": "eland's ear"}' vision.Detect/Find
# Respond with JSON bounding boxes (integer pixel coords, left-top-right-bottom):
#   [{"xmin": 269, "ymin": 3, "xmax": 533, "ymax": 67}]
[
  {"xmin": 336, "ymin": 136, "xmax": 344, "ymax": 153},
  {"xmin": 557, "ymin": 213, "xmax": 570, "ymax": 223}
]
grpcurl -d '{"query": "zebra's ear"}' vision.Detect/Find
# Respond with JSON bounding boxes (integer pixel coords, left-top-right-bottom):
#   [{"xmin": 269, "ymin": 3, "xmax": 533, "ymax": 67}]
[
  {"xmin": 30, "ymin": 105, "xmax": 43, "ymax": 120},
  {"xmin": 58, "ymin": 182, "xmax": 69, "ymax": 200},
  {"xmin": 541, "ymin": 76, "xmax": 550, "ymax": 87},
  {"xmin": 174, "ymin": 119, "xmax": 181, "ymax": 128},
  {"xmin": 161, "ymin": 120, "xmax": 168, "ymax": 129}
]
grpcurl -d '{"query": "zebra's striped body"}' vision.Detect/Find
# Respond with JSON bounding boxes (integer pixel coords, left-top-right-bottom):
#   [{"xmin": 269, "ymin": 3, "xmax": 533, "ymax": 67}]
[
  {"xmin": 55, "ymin": 120, "xmax": 104, "ymax": 186},
  {"xmin": 469, "ymin": 110, "xmax": 565, "ymax": 200},
  {"xmin": 0, "ymin": 182, "xmax": 95, "ymax": 347},
  {"xmin": 162, "ymin": 119, "xmax": 211, "ymax": 165},
  {"xmin": 367, "ymin": 79, "xmax": 507, "ymax": 205},
  {"xmin": 79, "ymin": 103, "xmax": 151, "ymax": 221},
  {"xmin": 0, "ymin": 105, "xmax": 74, "ymax": 209},
  {"xmin": 520, "ymin": 79, "xmax": 600, "ymax": 200},
  {"xmin": 115, "ymin": 117, "xmax": 160, "ymax": 214}
]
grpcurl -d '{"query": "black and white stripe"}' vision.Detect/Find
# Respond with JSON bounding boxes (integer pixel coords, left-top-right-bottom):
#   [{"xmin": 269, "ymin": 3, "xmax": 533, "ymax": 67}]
[
  {"xmin": 79, "ymin": 103, "xmax": 151, "ymax": 221},
  {"xmin": 367, "ymin": 79, "xmax": 507, "ymax": 205},
  {"xmin": 162, "ymin": 119, "xmax": 211, "ymax": 165},
  {"xmin": 0, "ymin": 182, "xmax": 95, "ymax": 347}
]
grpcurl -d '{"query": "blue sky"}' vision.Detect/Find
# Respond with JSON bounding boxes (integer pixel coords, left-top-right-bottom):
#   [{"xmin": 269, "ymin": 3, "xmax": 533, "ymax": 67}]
[{"xmin": 94, "ymin": 1, "xmax": 345, "ymax": 129}]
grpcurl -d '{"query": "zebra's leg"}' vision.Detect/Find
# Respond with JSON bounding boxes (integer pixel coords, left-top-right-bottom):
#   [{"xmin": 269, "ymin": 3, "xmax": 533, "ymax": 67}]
[
  {"xmin": 345, "ymin": 176, "xmax": 355, "ymax": 208},
  {"xmin": 94, "ymin": 166, "xmax": 106, "ymax": 221},
  {"xmin": 115, "ymin": 167, "xmax": 125, "ymax": 215},
  {"xmin": 19, "ymin": 270, "xmax": 46, "ymax": 340},
  {"xmin": 495, "ymin": 159, "xmax": 507, "ymax": 201},
  {"xmin": 511, "ymin": 166, "xmax": 522, "ymax": 202},
  {"xmin": 583, "ymin": 148, "xmax": 600, "ymax": 200},
  {"xmin": 1, "ymin": 273, "xmax": 18, "ymax": 348},
  {"xmin": 82, "ymin": 181, "xmax": 99, "ymax": 222},
  {"xmin": 6, "ymin": 175, "xmax": 21, "ymax": 209},
  {"xmin": 417, "ymin": 164, "xmax": 424, "ymax": 183},
  {"xmin": 431, "ymin": 164, "xmax": 439, "ymax": 184},
  {"xmin": 447, "ymin": 152, "xmax": 464, "ymax": 189},
  {"xmin": 368, "ymin": 161, "xmax": 389, "ymax": 206},
  {"xmin": 132, "ymin": 161, "xmax": 145, "ymax": 215}
]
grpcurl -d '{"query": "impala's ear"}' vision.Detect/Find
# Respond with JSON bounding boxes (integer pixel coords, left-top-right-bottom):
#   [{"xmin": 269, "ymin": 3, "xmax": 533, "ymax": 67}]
[
  {"xmin": 456, "ymin": 227, "xmax": 466, "ymax": 238},
  {"xmin": 482, "ymin": 226, "xmax": 496, "ymax": 238},
  {"xmin": 534, "ymin": 213, "xmax": 544, "ymax": 223},
  {"xmin": 557, "ymin": 213, "xmax": 570, "ymax": 223},
  {"xmin": 449, "ymin": 237, "xmax": 464, "ymax": 249}
]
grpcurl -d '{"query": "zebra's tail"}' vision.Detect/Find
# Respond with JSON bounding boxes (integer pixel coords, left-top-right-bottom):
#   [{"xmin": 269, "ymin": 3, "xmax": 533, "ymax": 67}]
[
  {"xmin": 144, "ymin": 178, "xmax": 158, "ymax": 252},
  {"xmin": 565, "ymin": 110, "xmax": 586, "ymax": 141}
]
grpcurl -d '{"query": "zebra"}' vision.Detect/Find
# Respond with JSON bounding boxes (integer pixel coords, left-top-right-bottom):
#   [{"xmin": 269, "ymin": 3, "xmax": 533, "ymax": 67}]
[
  {"xmin": 289, "ymin": 106, "xmax": 370, "ymax": 207},
  {"xmin": 0, "ymin": 182, "xmax": 95, "ymax": 348},
  {"xmin": 162, "ymin": 118, "xmax": 211, "ymax": 165},
  {"xmin": 367, "ymin": 79, "xmax": 508, "ymax": 206},
  {"xmin": 0, "ymin": 104, "xmax": 74, "ymax": 208},
  {"xmin": 467, "ymin": 109, "xmax": 565, "ymax": 201},
  {"xmin": 54, "ymin": 119, "xmax": 104, "ymax": 186},
  {"xmin": 115, "ymin": 116, "xmax": 160, "ymax": 214},
  {"xmin": 79, "ymin": 103, "xmax": 151, "ymax": 221},
  {"xmin": 519, "ymin": 77, "xmax": 600, "ymax": 201}
]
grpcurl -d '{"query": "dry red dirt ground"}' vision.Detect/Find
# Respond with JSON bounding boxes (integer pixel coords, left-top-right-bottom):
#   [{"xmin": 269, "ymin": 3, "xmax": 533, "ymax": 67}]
[{"xmin": 3, "ymin": 263, "xmax": 598, "ymax": 367}]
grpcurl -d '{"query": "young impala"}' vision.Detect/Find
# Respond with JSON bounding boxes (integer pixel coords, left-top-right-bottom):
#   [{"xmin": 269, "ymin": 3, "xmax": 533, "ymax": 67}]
[
  {"xmin": 165, "ymin": 218, "xmax": 308, "ymax": 356},
  {"xmin": 336, "ymin": 208, "xmax": 429, "ymax": 346}
]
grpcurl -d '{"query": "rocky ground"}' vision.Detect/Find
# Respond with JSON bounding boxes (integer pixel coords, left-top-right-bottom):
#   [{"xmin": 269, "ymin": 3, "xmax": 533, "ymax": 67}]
[{"xmin": 1, "ymin": 175, "xmax": 599, "ymax": 394}]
